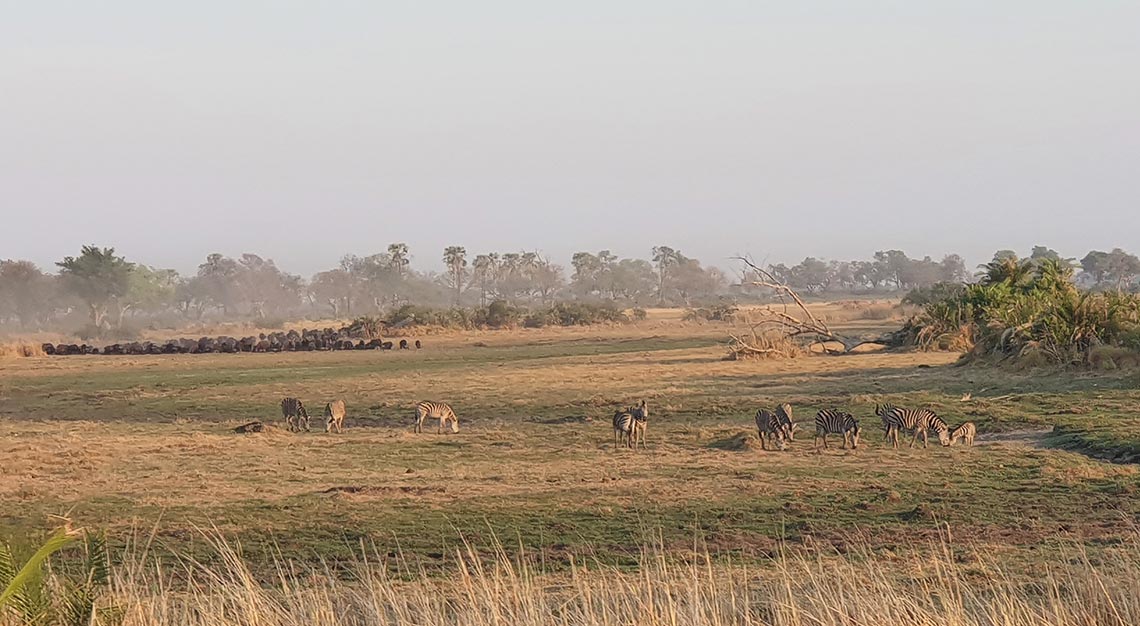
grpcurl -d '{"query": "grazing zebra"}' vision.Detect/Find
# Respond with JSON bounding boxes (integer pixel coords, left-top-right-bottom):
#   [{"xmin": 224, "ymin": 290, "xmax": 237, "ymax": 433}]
[
  {"xmin": 281, "ymin": 397, "xmax": 310, "ymax": 432},
  {"xmin": 414, "ymin": 401, "xmax": 459, "ymax": 434},
  {"xmin": 883, "ymin": 406, "xmax": 950, "ymax": 449},
  {"xmin": 775, "ymin": 403, "xmax": 797, "ymax": 441},
  {"xmin": 324, "ymin": 399, "xmax": 346, "ymax": 433},
  {"xmin": 814, "ymin": 409, "xmax": 861, "ymax": 450},
  {"xmin": 755, "ymin": 409, "xmax": 790, "ymax": 451},
  {"xmin": 613, "ymin": 409, "xmax": 633, "ymax": 449},
  {"xmin": 874, "ymin": 403, "xmax": 897, "ymax": 440},
  {"xmin": 949, "ymin": 422, "xmax": 976, "ymax": 446}
]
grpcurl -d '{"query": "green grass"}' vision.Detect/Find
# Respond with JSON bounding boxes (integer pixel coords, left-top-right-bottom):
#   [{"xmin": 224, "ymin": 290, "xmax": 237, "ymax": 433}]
[{"xmin": 3, "ymin": 324, "xmax": 1140, "ymax": 577}]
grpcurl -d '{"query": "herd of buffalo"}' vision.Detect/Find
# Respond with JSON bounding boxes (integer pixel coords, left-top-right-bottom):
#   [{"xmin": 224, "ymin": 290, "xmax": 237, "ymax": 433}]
[{"xmin": 43, "ymin": 327, "xmax": 422, "ymax": 356}]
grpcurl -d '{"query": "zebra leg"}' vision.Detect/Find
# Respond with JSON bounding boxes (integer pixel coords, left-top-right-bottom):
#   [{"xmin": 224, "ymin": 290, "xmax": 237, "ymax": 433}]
[{"xmin": 921, "ymin": 430, "xmax": 929, "ymax": 449}]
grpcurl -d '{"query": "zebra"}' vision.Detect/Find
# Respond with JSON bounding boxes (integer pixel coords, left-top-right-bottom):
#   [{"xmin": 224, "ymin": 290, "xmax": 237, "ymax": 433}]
[
  {"xmin": 883, "ymin": 406, "xmax": 950, "ymax": 449},
  {"xmin": 775, "ymin": 403, "xmax": 798, "ymax": 441},
  {"xmin": 281, "ymin": 397, "xmax": 310, "ymax": 432},
  {"xmin": 874, "ymin": 403, "xmax": 897, "ymax": 440},
  {"xmin": 324, "ymin": 399, "xmax": 346, "ymax": 433},
  {"xmin": 627, "ymin": 399, "xmax": 648, "ymax": 420},
  {"xmin": 613, "ymin": 409, "xmax": 633, "ymax": 449},
  {"xmin": 814, "ymin": 409, "xmax": 861, "ymax": 450},
  {"xmin": 755, "ymin": 409, "xmax": 790, "ymax": 451},
  {"xmin": 949, "ymin": 422, "xmax": 976, "ymax": 446},
  {"xmin": 414, "ymin": 401, "xmax": 459, "ymax": 434}
]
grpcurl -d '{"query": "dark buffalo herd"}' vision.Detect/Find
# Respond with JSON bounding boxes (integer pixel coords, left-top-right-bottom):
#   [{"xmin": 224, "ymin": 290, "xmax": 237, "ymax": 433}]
[{"xmin": 43, "ymin": 328, "xmax": 423, "ymax": 356}]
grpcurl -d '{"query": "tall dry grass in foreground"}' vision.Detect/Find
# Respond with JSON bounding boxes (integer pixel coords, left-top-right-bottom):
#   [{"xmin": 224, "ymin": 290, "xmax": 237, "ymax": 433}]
[{"xmin": 44, "ymin": 532, "xmax": 1140, "ymax": 626}]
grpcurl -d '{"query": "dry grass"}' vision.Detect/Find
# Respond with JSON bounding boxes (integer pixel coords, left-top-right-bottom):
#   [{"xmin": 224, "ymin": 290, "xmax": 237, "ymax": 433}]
[
  {"xmin": 36, "ymin": 530, "xmax": 1140, "ymax": 626},
  {"xmin": 0, "ymin": 341, "xmax": 44, "ymax": 359},
  {"xmin": 823, "ymin": 300, "xmax": 903, "ymax": 323},
  {"xmin": 4, "ymin": 309, "xmax": 1140, "ymax": 586}
]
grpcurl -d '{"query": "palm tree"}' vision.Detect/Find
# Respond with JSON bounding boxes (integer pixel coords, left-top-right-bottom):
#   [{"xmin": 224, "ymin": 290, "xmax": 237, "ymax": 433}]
[
  {"xmin": 443, "ymin": 246, "xmax": 467, "ymax": 304},
  {"xmin": 1034, "ymin": 257, "xmax": 1076, "ymax": 294},
  {"xmin": 387, "ymin": 243, "xmax": 410, "ymax": 278},
  {"xmin": 472, "ymin": 254, "xmax": 498, "ymax": 307},
  {"xmin": 978, "ymin": 255, "xmax": 1033, "ymax": 288},
  {"xmin": 652, "ymin": 246, "xmax": 679, "ymax": 305}
]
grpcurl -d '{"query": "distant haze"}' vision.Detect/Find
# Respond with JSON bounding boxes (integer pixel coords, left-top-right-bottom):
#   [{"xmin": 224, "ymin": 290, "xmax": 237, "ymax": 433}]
[{"xmin": 2, "ymin": 1, "xmax": 1138, "ymax": 276}]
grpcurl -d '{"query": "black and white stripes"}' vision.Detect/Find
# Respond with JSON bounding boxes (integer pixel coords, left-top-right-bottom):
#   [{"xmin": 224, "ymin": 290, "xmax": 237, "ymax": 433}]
[
  {"xmin": 813, "ymin": 409, "xmax": 861, "ymax": 450},
  {"xmin": 613, "ymin": 400, "xmax": 649, "ymax": 450},
  {"xmin": 756, "ymin": 403, "xmax": 797, "ymax": 451},
  {"xmin": 414, "ymin": 401, "xmax": 460, "ymax": 434},
  {"xmin": 881, "ymin": 406, "xmax": 950, "ymax": 449},
  {"xmin": 281, "ymin": 397, "xmax": 310, "ymax": 432}
]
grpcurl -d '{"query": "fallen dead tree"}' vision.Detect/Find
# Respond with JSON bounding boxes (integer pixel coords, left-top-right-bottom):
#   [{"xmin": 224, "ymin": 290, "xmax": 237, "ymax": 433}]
[{"xmin": 729, "ymin": 258, "xmax": 903, "ymax": 358}]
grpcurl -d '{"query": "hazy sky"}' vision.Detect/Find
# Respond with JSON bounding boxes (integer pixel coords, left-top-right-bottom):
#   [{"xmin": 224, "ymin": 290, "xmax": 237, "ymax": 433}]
[{"xmin": 2, "ymin": 1, "xmax": 1138, "ymax": 276}]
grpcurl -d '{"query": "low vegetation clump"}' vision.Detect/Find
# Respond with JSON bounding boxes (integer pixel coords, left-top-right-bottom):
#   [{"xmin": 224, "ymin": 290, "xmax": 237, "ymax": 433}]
[
  {"xmin": 903, "ymin": 256, "xmax": 1140, "ymax": 365},
  {"xmin": 682, "ymin": 304, "xmax": 738, "ymax": 322},
  {"xmin": 383, "ymin": 301, "xmax": 630, "ymax": 330}
]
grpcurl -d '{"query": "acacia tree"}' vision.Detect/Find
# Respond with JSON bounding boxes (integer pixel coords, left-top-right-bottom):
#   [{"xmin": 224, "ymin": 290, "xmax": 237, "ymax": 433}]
[
  {"xmin": 117, "ymin": 265, "xmax": 178, "ymax": 328},
  {"xmin": 195, "ymin": 253, "xmax": 242, "ymax": 315},
  {"xmin": 56, "ymin": 246, "xmax": 133, "ymax": 329},
  {"xmin": 0, "ymin": 260, "xmax": 56, "ymax": 327},
  {"xmin": 443, "ymin": 246, "xmax": 467, "ymax": 304},
  {"xmin": 309, "ymin": 268, "xmax": 355, "ymax": 317},
  {"xmin": 1082, "ymin": 248, "xmax": 1140, "ymax": 291}
]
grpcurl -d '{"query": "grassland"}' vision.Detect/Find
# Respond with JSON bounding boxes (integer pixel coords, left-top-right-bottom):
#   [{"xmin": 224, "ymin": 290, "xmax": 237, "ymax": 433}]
[{"xmin": 3, "ymin": 305, "xmax": 1140, "ymax": 580}]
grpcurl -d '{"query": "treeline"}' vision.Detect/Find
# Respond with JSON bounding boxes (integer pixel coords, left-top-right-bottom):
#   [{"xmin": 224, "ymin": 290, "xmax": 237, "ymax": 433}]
[
  {"xmin": 4, "ymin": 243, "xmax": 1140, "ymax": 337},
  {"xmin": 0, "ymin": 244, "xmax": 727, "ymax": 336}
]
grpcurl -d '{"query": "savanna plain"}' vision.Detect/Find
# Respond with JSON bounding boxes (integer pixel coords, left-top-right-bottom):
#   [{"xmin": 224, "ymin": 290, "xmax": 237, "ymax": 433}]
[{"xmin": 4, "ymin": 304, "xmax": 1140, "ymax": 625}]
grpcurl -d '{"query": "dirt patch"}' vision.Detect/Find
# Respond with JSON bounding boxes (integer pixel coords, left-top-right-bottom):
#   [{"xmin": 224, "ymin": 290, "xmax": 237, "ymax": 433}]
[
  {"xmin": 975, "ymin": 428, "xmax": 1055, "ymax": 447},
  {"xmin": 534, "ymin": 415, "xmax": 595, "ymax": 424},
  {"xmin": 321, "ymin": 485, "xmax": 446, "ymax": 496}
]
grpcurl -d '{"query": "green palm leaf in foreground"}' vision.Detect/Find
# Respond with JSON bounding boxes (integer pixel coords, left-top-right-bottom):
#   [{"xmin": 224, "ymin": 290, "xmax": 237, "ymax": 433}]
[{"xmin": 0, "ymin": 526, "xmax": 81, "ymax": 610}]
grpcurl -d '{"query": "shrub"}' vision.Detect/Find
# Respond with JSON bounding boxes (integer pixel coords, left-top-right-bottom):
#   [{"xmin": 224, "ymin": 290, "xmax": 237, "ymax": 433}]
[
  {"xmin": 683, "ymin": 304, "xmax": 738, "ymax": 323},
  {"xmin": 902, "ymin": 282, "xmax": 967, "ymax": 307},
  {"xmin": 631, "ymin": 308, "xmax": 648, "ymax": 322},
  {"xmin": 902, "ymin": 268, "xmax": 1140, "ymax": 366},
  {"xmin": 477, "ymin": 301, "xmax": 521, "ymax": 329},
  {"xmin": 545, "ymin": 302, "xmax": 628, "ymax": 326},
  {"xmin": 345, "ymin": 316, "xmax": 385, "ymax": 339}
]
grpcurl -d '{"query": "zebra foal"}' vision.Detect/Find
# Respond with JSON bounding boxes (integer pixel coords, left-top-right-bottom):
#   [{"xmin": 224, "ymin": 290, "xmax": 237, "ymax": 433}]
[{"xmin": 949, "ymin": 422, "xmax": 976, "ymax": 446}]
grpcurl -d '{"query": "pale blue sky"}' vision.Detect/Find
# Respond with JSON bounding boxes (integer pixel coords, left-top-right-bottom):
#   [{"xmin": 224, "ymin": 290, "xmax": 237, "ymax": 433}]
[{"xmin": 2, "ymin": 1, "xmax": 1138, "ymax": 275}]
